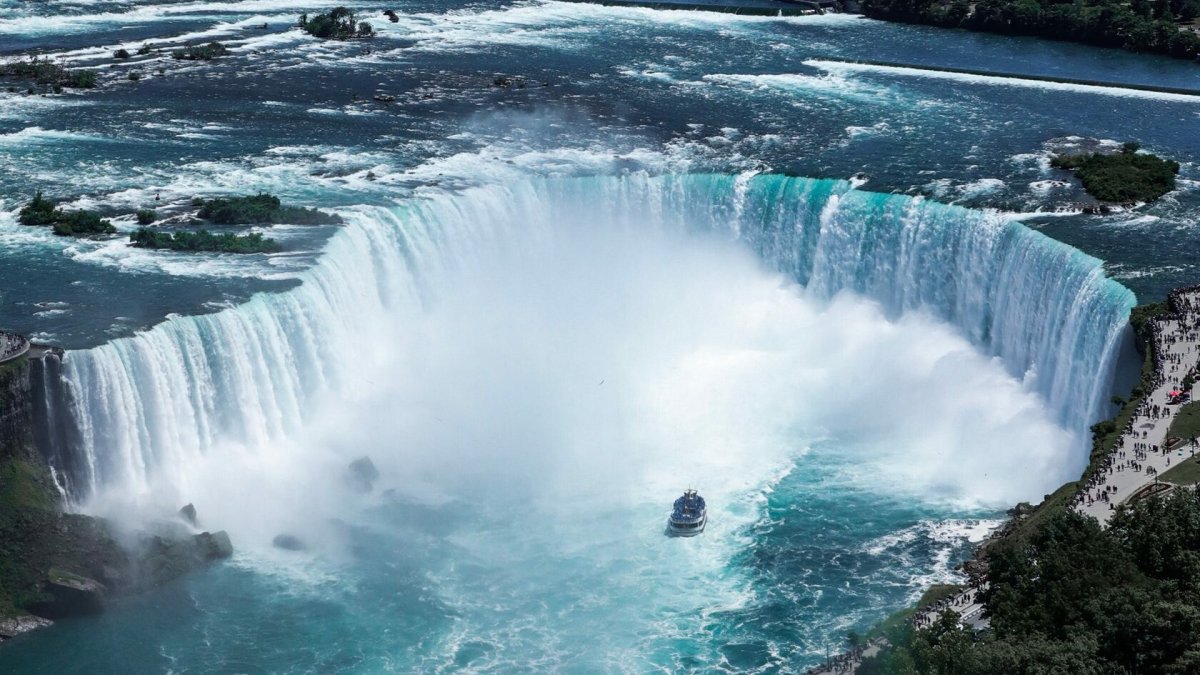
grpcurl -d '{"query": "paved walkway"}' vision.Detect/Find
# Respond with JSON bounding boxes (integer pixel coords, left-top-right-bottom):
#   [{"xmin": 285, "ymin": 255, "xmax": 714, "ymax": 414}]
[
  {"xmin": 911, "ymin": 585, "xmax": 989, "ymax": 632},
  {"xmin": 805, "ymin": 638, "xmax": 884, "ymax": 675},
  {"xmin": 1076, "ymin": 288, "xmax": 1200, "ymax": 526}
]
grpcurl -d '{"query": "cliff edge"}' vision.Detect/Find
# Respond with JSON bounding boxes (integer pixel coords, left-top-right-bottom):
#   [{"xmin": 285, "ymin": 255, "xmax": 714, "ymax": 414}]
[{"xmin": 0, "ymin": 352, "xmax": 232, "ymax": 641}]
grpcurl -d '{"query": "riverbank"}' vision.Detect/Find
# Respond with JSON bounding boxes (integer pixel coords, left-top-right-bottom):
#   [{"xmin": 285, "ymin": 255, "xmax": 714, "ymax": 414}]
[
  {"xmin": 845, "ymin": 288, "xmax": 1200, "ymax": 672},
  {"xmin": 861, "ymin": 0, "xmax": 1200, "ymax": 61}
]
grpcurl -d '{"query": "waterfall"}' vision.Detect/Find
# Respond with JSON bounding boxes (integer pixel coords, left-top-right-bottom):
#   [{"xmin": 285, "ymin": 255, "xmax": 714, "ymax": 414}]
[{"xmin": 57, "ymin": 173, "xmax": 1136, "ymax": 500}]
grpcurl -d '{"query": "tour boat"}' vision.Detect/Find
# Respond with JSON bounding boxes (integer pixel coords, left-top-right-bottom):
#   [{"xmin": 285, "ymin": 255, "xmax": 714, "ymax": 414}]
[{"xmin": 667, "ymin": 489, "xmax": 707, "ymax": 536}]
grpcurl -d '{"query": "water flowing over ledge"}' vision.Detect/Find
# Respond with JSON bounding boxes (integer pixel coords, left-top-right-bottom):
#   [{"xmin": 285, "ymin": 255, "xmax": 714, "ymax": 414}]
[{"xmin": 59, "ymin": 173, "xmax": 1136, "ymax": 499}]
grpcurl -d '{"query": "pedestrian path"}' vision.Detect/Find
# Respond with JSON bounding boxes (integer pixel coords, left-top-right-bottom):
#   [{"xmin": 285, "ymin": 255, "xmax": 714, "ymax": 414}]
[
  {"xmin": 1077, "ymin": 288, "xmax": 1200, "ymax": 525},
  {"xmin": 911, "ymin": 585, "xmax": 988, "ymax": 632}
]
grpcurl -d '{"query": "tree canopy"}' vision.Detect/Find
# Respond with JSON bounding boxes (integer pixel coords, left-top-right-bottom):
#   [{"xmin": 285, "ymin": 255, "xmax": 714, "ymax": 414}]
[
  {"xmin": 299, "ymin": 8, "xmax": 375, "ymax": 40},
  {"xmin": 862, "ymin": 0, "xmax": 1200, "ymax": 59},
  {"xmin": 1052, "ymin": 145, "xmax": 1180, "ymax": 203},
  {"xmin": 861, "ymin": 488, "xmax": 1200, "ymax": 673}
]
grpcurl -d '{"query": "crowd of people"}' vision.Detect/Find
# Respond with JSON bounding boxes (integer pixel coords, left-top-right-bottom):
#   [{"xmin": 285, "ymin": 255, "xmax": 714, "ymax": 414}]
[
  {"xmin": 909, "ymin": 586, "xmax": 982, "ymax": 630},
  {"xmin": 1074, "ymin": 289, "xmax": 1200, "ymax": 515},
  {"xmin": 0, "ymin": 330, "xmax": 28, "ymax": 363}
]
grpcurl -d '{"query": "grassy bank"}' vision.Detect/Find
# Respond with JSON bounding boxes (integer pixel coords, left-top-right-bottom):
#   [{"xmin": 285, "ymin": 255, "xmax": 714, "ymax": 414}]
[{"xmin": 1167, "ymin": 401, "xmax": 1200, "ymax": 441}]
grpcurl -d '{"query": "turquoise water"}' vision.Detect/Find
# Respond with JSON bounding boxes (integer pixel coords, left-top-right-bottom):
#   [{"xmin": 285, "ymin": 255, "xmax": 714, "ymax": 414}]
[{"xmin": 0, "ymin": 1, "xmax": 1194, "ymax": 672}]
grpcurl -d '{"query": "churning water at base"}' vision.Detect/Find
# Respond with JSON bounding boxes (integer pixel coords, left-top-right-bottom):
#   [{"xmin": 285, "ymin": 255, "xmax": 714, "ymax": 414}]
[{"xmin": 29, "ymin": 173, "xmax": 1134, "ymax": 672}]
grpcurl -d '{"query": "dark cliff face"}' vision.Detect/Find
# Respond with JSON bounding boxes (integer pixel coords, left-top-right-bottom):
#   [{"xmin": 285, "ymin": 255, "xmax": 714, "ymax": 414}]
[
  {"xmin": 0, "ymin": 357, "xmax": 35, "ymax": 463},
  {"xmin": 29, "ymin": 351, "xmax": 82, "ymax": 499},
  {"xmin": 0, "ymin": 355, "xmax": 233, "ymax": 639},
  {"xmin": 0, "ymin": 357, "xmax": 128, "ymax": 628}
]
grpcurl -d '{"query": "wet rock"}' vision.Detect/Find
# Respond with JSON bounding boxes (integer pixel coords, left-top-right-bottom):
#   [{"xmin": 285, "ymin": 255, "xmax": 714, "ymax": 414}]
[
  {"xmin": 272, "ymin": 534, "xmax": 306, "ymax": 551},
  {"xmin": 30, "ymin": 568, "xmax": 107, "ymax": 618},
  {"xmin": 346, "ymin": 456, "xmax": 380, "ymax": 493},
  {"xmin": 179, "ymin": 503, "xmax": 198, "ymax": 527},
  {"xmin": 195, "ymin": 531, "xmax": 234, "ymax": 560},
  {"xmin": 491, "ymin": 75, "xmax": 526, "ymax": 89},
  {"xmin": 139, "ymin": 530, "xmax": 233, "ymax": 584},
  {"xmin": 0, "ymin": 614, "xmax": 53, "ymax": 639}
]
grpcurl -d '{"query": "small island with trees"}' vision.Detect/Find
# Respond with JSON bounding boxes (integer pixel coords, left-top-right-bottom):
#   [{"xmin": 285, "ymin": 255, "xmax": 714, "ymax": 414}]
[
  {"xmin": 15, "ymin": 191, "xmax": 340, "ymax": 252},
  {"xmin": 1052, "ymin": 142, "xmax": 1180, "ymax": 203},
  {"xmin": 0, "ymin": 57, "xmax": 97, "ymax": 92},
  {"xmin": 192, "ymin": 194, "xmax": 344, "ymax": 225},
  {"xmin": 18, "ymin": 192, "xmax": 115, "ymax": 237},
  {"xmin": 129, "ymin": 229, "xmax": 281, "ymax": 254},
  {"xmin": 299, "ymin": 8, "xmax": 376, "ymax": 40},
  {"xmin": 172, "ymin": 42, "xmax": 230, "ymax": 61}
]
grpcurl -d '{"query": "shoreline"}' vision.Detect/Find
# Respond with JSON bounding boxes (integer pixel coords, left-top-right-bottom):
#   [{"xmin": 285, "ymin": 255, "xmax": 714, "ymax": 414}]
[{"xmin": 831, "ymin": 289, "xmax": 1193, "ymax": 671}]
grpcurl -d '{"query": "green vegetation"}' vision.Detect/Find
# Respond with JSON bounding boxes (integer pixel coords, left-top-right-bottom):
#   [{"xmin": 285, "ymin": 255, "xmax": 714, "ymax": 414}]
[
  {"xmin": 861, "ymin": 297, "xmax": 1200, "ymax": 672},
  {"xmin": 193, "ymin": 193, "xmax": 343, "ymax": 225},
  {"xmin": 127, "ymin": 71, "xmax": 141, "ymax": 82},
  {"xmin": 136, "ymin": 209, "xmax": 157, "ymax": 225},
  {"xmin": 113, "ymin": 48, "xmax": 130, "ymax": 59},
  {"xmin": 861, "ymin": 488, "xmax": 1200, "ymax": 674},
  {"xmin": 1166, "ymin": 401, "xmax": 1200, "ymax": 448},
  {"xmin": 1161, "ymin": 457, "xmax": 1200, "ymax": 485},
  {"xmin": 136, "ymin": 44, "xmax": 154, "ymax": 56},
  {"xmin": 130, "ymin": 228, "xmax": 282, "ymax": 254},
  {"xmin": 862, "ymin": 0, "xmax": 1200, "ymax": 60},
  {"xmin": 52, "ymin": 210, "xmax": 117, "ymax": 237},
  {"xmin": 299, "ymin": 7, "xmax": 375, "ymax": 40},
  {"xmin": 17, "ymin": 192, "xmax": 115, "ymax": 237},
  {"xmin": 869, "ymin": 584, "xmax": 964, "ymax": 638},
  {"xmin": 17, "ymin": 191, "xmax": 58, "ymax": 226},
  {"xmin": 1052, "ymin": 143, "xmax": 1180, "ymax": 203},
  {"xmin": 172, "ymin": 41, "xmax": 230, "ymax": 61},
  {"xmin": 0, "ymin": 57, "xmax": 98, "ymax": 89}
]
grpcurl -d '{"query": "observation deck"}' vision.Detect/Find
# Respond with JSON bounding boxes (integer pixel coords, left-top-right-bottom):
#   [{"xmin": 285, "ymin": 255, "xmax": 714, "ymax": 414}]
[{"xmin": 0, "ymin": 331, "xmax": 30, "ymax": 365}]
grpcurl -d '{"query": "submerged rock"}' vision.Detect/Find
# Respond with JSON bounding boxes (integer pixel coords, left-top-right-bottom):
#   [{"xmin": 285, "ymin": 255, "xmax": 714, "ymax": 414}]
[
  {"xmin": 346, "ymin": 456, "xmax": 380, "ymax": 493},
  {"xmin": 272, "ymin": 534, "xmax": 306, "ymax": 551}
]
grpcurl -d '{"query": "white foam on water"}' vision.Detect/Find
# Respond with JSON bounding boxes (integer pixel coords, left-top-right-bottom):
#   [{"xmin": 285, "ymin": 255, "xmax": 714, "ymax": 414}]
[
  {"xmin": 702, "ymin": 71, "xmax": 897, "ymax": 104},
  {"xmin": 0, "ymin": 0, "xmax": 371, "ymax": 36},
  {"xmin": 0, "ymin": 126, "xmax": 111, "ymax": 146},
  {"xmin": 805, "ymin": 58, "xmax": 1200, "ymax": 104}
]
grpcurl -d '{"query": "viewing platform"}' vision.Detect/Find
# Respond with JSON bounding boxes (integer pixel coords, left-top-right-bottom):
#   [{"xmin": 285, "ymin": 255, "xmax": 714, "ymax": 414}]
[{"xmin": 0, "ymin": 331, "xmax": 30, "ymax": 365}]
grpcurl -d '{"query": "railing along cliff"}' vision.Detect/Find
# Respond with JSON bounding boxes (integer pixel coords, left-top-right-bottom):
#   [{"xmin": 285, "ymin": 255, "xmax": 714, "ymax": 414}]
[{"xmin": 0, "ymin": 331, "xmax": 30, "ymax": 365}]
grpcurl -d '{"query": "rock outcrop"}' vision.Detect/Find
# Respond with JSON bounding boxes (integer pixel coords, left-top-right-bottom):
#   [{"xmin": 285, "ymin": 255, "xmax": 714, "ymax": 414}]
[
  {"xmin": 179, "ymin": 503, "xmax": 198, "ymax": 527},
  {"xmin": 272, "ymin": 534, "xmax": 306, "ymax": 551},
  {"xmin": 0, "ymin": 352, "xmax": 234, "ymax": 641},
  {"xmin": 346, "ymin": 456, "xmax": 380, "ymax": 493}
]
